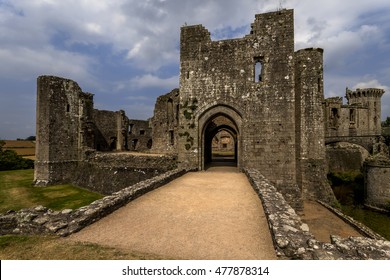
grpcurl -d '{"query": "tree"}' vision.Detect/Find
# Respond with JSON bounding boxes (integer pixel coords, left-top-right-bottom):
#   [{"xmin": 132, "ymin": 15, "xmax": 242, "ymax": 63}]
[
  {"xmin": 0, "ymin": 140, "xmax": 34, "ymax": 170},
  {"xmin": 382, "ymin": 117, "xmax": 390, "ymax": 127},
  {"xmin": 25, "ymin": 136, "xmax": 36, "ymax": 141}
]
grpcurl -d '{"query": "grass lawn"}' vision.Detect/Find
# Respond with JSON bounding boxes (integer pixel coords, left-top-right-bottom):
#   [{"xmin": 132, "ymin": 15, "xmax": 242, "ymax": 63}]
[
  {"xmin": 0, "ymin": 169, "xmax": 166, "ymax": 260},
  {"xmin": 0, "ymin": 169, "xmax": 103, "ymax": 214},
  {"xmin": 0, "ymin": 235, "xmax": 166, "ymax": 260}
]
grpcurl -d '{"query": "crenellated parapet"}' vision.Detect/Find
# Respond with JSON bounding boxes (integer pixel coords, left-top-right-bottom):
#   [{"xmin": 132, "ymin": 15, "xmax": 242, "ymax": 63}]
[{"xmin": 346, "ymin": 88, "xmax": 385, "ymax": 102}]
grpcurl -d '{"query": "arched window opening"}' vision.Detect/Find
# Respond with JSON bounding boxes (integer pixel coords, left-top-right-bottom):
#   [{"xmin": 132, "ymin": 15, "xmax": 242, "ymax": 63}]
[{"xmin": 254, "ymin": 57, "xmax": 263, "ymax": 82}]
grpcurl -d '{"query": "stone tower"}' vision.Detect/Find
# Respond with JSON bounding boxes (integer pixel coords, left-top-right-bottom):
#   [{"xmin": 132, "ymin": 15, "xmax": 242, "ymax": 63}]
[
  {"xmin": 176, "ymin": 9, "xmax": 335, "ymax": 209},
  {"xmin": 295, "ymin": 48, "xmax": 335, "ymax": 201},
  {"xmin": 34, "ymin": 76, "xmax": 94, "ymax": 186},
  {"xmin": 346, "ymin": 88, "xmax": 384, "ymax": 135}
]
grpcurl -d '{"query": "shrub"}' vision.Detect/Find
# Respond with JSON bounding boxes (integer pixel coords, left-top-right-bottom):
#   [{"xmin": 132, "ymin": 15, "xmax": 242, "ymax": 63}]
[{"xmin": 0, "ymin": 141, "xmax": 34, "ymax": 171}]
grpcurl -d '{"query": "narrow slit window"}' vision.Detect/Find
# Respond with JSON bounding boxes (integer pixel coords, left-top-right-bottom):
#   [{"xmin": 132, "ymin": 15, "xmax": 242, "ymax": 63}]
[
  {"xmin": 169, "ymin": 130, "xmax": 174, "ymax": 145},
  {"xmin": 254, "ymin": 58, "xmax": 263, "ymax": 82},
  {"xmin": 66, "ymin": 104, "xmax": 70, "ymax": 112}
]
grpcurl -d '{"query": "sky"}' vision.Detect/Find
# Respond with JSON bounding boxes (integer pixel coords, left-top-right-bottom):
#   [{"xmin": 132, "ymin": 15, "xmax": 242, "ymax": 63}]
[{"xmin": 0, "ymin": 0, "xmax": 389, "ymax": 139}]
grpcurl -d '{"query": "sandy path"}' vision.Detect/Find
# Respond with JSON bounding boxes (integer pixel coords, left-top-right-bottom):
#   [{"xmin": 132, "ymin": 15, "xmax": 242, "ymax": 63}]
[{"xmin": 69, "ymin": 167, "xmax": 276, "ymax": 260}]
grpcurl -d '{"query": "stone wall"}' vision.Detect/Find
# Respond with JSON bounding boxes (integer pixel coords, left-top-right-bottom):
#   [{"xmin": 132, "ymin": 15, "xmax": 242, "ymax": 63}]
[
  {"xmin": 364, "ymin": 155, "xmax": 390, "ymax": 209},
  {"xmin": 245, "ymin": 168, "xmax": 390, "ymax": 260},
  {"xmin": 72, "ymin": 152, "xmax": 177, "ymax": 194},
  {"xmin": 295, "ymin": 48, "xmax": 335, "ymax": 204},
  {"xmin": 93, "ymin": 109, "xmax": 129, "ymax": 151},
  {"xmin": 0, "ymin": 169, "xmax": 186, "ymax": 237},
  {"xmin": 324, "ymin": 88, "xmax": 384, "ymax": 138},
  {"xmin": 128, "ymin": 119, "xmax": 152, "ymax": 152},
  {"xmin": 326, "ymin": 142, "xmax": 370, "ymax": 173},
  {"xmin": 150, "ymin": 89, "xmax": 180, "ymax": 154},
  {"xmin": 178, "ymin": 9, "xmax": 298, "ymax": 193},
  {"xmin": 34, "ymin": 76, "xmax": 94, "ymax": 186}
]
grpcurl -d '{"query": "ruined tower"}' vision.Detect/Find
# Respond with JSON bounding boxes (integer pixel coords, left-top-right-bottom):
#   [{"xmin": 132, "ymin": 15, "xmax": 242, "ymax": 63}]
[
  {"xmin": 295, "ymin": 48, "xmax": 335, "ymax": 201},
  {"xmin": 176, "ymin": 9, "xmax": 335, "ymax": 209},
  {"xmin": 34, "ymin": 76, "xmax": 94, "ymax": 185}
]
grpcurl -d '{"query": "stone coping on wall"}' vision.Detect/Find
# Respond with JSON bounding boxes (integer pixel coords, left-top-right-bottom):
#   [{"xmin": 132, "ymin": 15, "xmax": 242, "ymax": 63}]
[
  {"xmin": 244, "ymin": 168, "xmax": 390, "ymax": 260},
  {"xmin": 0, "ymin": 169, "xmax": 186, "ymax": 237}
]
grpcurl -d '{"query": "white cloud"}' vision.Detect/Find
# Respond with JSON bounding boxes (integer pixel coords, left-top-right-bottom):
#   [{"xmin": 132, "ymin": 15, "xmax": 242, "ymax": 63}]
[
  {"xmin": 130, "ymin": 74, "xmax": 179, "ymax": 90},
  {"xmin": 0, "ymin": 46, "xmax": 95, "ymax": 83},
  {"xmin": 1, "ymin": 0, "xmax": 390, "ymax": 138},
  {"xmin": 353, "ymin": 79, "xmax": 389, "ymax": 91}
]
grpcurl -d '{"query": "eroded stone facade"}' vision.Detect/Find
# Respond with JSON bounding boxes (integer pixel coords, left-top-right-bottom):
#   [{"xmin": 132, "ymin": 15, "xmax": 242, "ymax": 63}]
[{"xmin": 35, "ymin": 9, "xmax": 389, "ymax": 210}]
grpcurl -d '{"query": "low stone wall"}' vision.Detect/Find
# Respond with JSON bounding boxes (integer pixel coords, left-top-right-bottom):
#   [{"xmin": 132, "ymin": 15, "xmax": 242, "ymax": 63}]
[
  {"xmin": 0, "ymin": 169, "xmax": 186, "ymax": 237},
  {"xmin": 244, "ymin": 168, "xmax": 390, "ymax": 260},
  {"xmin": 75, "ymin": 152, "xmax": 177, "ymax": 194}
]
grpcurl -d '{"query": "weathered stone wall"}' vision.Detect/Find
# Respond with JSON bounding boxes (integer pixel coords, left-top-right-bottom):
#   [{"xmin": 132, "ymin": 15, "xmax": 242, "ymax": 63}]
[
  {"xmin": 0, "ymin": 169, "xmax": 186, "ymax": 237},
  {"xmin": 34, "ymin": 76, "xmax": 94, "ymax": 186},
  {"xmin": 364, "ymin": 155, "xmax": 390, "ymax": 209},
  {"xmin": 34, "ymin": 76, "xmax": 174, "ymax": 192},
  {"xmin": 324, "ymin": 88, "xmax": 384, "ymax": 138},
  {"xmin": 245, "ymin": 168, "xmax": 390, "ymax": 260},
  {"xmin": 326, "ymin": 142, "xmax": 370, "ymax": 173},
  {"xmin": 150, "ymin": 89, "xmax": 180, "ymax": 154},
  {"xmin": 295, "ymin": 48, "xmax": 335, "ymax": 204},
  {"xmin": 128, "ymin": 119, "xmax": 152, "ymax": 151},
  {"xmin": 179, "ymin": 9, "xmax": 298, "ymax": 195},
  {"xmin": 73, "ymin": 152, "xmax": 177, "ymax": 194},
  {"xmin": 93, "ymin": 109, "xmax": 129, "ymax": 151}
]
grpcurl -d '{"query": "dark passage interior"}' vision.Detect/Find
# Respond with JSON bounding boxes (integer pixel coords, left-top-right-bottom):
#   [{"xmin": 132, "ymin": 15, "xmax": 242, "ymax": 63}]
[{"xmin": 204, "ymin": 115, "xmax": 238, "ymax": 168}]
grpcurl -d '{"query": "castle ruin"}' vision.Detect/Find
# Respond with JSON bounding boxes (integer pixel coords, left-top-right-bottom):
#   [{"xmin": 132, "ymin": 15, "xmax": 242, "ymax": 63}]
[{"xmin": 34, "ymin": 9, "xmax": 389, "ymax": 210}]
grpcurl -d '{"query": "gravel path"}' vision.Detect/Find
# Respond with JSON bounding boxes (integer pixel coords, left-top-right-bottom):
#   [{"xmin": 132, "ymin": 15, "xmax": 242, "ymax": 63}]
[{"xmin": 69, "ymin": 167, "xmax": 277, "ymax": 260}]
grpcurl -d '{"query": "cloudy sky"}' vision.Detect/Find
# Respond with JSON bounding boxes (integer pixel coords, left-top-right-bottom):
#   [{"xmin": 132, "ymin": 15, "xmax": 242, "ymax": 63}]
[{"xmin": 0, "ymin": 0, "xmax": 389, "ymax": 139}]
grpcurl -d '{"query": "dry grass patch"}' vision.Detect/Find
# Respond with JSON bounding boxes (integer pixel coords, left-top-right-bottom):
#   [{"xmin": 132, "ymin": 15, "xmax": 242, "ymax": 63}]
[
  {"xmin": 0, "ymin": 169, "xmax": 103, "ymax": 214},
  {"xmin": 0, "ymin": 235, "xmax": 166, "ymax": 260}
]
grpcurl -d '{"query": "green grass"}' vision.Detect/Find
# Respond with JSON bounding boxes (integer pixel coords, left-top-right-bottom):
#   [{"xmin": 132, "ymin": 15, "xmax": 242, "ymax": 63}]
[
  {"xmin": 0, "ymin": 169, "xmax": 169, "ymax": 260},
  {"xmin": 0, "ymin": 235, "xmax": 167, "ymax": 260},
  {"xmin": 0, "ymin": 169, "xmax": 103, "ymax": 214}
]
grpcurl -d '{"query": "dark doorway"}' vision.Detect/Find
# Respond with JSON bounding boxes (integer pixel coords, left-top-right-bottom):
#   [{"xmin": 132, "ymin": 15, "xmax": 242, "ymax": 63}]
[{"xmin": 203, "ymin": 115, "xmax": 238, "ymax": 169}]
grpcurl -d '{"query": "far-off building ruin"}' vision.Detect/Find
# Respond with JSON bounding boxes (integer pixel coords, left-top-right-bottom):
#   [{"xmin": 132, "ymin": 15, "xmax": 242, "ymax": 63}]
[{"xmin": 34, "ymin": 9, "xmax": 389, "ymax": 211}]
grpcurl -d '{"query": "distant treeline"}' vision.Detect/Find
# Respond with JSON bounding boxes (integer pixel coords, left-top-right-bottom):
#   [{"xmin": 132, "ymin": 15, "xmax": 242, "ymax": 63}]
[{"xmin": 0, "ymin": 140, "xmax": 34, "ymax": 171}]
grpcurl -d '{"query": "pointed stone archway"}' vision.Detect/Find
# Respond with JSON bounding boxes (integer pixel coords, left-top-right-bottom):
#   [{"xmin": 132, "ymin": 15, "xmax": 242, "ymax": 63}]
[{"xmin": 197, "ymin": 105, "xmax": 242, "ymax": 170}]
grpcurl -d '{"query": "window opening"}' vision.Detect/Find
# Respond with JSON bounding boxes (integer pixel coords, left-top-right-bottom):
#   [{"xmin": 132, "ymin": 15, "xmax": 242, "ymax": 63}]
[
  {"xmin": 176, "ymin": 104, "xmax": 180, "ymax": 123},
  {"xmin": 349, "ymin": 109, "xmax": 355, "ymax": 123},
  {"xmin": 254, "ymin": 57, "xmax": 263, "ymax": 82},
  {"xmin": 167, "ymin": 99, "xmax": 173, "ymax": 123},
  {"xmin": 129, "ymin": 124, "xmax": 134, "ymax": 134},
  {"xmin": 147, "ymin": 139, "xmax": 153, "ymax": 149},
  {"xmin": 169, "ymin": 130, "xmax": 174, "ymax": 145},
  {"xmin": 139, "ymin": 129, "xmax": 145, "ymax": 135}
]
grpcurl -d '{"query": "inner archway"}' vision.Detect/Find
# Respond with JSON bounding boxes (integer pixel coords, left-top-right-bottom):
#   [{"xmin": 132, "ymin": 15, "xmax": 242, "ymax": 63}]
[
  {"xmin": 203, "ymin": 115, "xmax": 238, "ymax": 169},
  {"xmin": 212, "ymin": 129, "xmax": 235, "ymax": 162},
  {"xmin": 198, "ymin": 105, "xmax": 242, "ymax": 170}
]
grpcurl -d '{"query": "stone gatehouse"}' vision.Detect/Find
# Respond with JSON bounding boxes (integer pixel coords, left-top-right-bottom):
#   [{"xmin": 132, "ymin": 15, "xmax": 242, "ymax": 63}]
[{"xmin": 34, "ymin": 9, "xmax": 388, "ymax": 210}]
